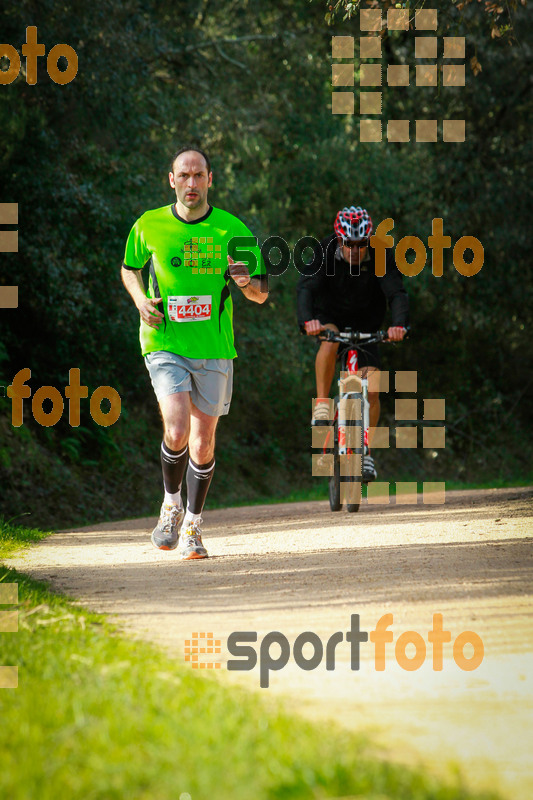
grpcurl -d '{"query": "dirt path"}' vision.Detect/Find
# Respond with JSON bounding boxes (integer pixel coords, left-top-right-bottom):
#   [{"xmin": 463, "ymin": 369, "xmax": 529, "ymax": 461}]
[{"xmin": 9, "ymin": 487, "xmax": 533, "ymax": 799}]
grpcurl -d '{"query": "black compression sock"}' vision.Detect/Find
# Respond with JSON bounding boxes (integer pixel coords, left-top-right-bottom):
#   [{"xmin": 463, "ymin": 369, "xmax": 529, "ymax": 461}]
[
  {"xmin": 186, "ymin": 456, "xmax": 215, "ymax": 515},
  {"xmin": 161, "ymin": 442, "xmax": 189, "ymax": 495}
]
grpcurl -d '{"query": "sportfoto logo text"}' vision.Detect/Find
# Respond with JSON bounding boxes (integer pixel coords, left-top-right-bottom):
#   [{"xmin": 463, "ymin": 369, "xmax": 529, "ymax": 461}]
[
  {"xmin": 225, "ymin": 218, "xmax": 483, "ymax": 281},
  {"xmin": 7, "ymin": 368, "xmax": 121, "ymax": 428},
  {"xmin": 0, "ymin": 27, "xmax": 78, "ymax": 85},
  {"xmin": 185, "ymin": 614, "xmax": 484, "ymax": 688}
]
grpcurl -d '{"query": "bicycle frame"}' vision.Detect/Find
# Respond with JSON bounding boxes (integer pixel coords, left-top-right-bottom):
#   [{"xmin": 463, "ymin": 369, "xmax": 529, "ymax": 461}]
[
  {"xmin": 337, "ymin": 346, "xmax": 370, "ymax": 459},
  {"xmin": 319, "ymin": 330, "xmax": 389, "ymax": 511},
  {"xmin": 326, "ymin": 330, "xmax": 387, "ymax": 459}
]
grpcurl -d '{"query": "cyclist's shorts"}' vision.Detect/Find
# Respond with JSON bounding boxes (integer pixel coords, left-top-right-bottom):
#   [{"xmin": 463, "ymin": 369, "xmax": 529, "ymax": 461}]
[
  {"xmin": 315, "ymin": 312, "xmax": 381, "ymax": 369},
  {"xmin": 144, "ymin": 350, "xmax": 233, "ymax": 417}
]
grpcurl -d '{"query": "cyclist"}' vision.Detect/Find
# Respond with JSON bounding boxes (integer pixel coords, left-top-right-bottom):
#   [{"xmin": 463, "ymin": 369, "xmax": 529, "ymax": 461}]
[
  {"xmin": 296, "ymin": 206, "xmax": 409, "ymax": 481},
  {"xmin": 121, "ymin": 147, "xmax": 268, "ymax": 559}
]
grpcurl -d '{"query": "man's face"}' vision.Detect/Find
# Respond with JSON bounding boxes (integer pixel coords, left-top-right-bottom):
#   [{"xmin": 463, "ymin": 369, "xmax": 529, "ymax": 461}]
[
  {"xmin": 169, "ymin": 151, "xmax": 212, "ymax": 209},
  {"xmin": 339, "ymin": 238, "xmax": 368, "ymax": 264}
]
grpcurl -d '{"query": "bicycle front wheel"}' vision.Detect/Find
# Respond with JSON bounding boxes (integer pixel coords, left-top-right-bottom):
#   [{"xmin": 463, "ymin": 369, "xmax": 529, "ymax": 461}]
[
  {"xmin": 328, "ymin": 401, "xmax": 342, "ymax": 512},
  {"xmin": 345, "ymin": 391, "xmax": 364, "ymax": 513}
]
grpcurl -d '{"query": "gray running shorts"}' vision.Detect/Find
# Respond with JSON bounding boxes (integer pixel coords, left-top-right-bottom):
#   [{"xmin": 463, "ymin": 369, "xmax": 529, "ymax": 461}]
[{"xmin": 144, "ymin": 350, "xmax": 234, "ymax": 417}]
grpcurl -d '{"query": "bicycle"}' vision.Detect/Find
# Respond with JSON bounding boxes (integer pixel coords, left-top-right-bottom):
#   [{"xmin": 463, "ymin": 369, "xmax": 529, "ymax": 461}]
[{"xmin": 314, "ymin": 329, "xmax": 391, "ymax": 513}]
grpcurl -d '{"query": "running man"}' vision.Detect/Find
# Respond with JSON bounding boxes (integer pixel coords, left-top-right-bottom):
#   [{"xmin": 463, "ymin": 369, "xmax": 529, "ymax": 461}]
[
  {"xmin": 296, "ymin": 206, "xmax": 409, "ymax": 481},
  {"xmin": 121, "ymin": 147, "xmax": 268, "ymax": 559}
]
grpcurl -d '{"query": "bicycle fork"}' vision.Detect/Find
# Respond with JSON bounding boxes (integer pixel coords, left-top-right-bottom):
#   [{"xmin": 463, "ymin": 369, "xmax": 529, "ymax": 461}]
[{"xmin": 337, "ymin": 372, "xmax": 369, "ymax": 505}]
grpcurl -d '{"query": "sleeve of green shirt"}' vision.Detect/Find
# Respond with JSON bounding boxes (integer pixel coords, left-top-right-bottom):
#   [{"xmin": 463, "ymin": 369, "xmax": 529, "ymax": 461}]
[
  {"xmin": 123, "ymin": 217, "xmax": 151, "ymax": 270},
  {"xmin": 227, "ymin": 218, "xmax": 266, "ymax": 279}
]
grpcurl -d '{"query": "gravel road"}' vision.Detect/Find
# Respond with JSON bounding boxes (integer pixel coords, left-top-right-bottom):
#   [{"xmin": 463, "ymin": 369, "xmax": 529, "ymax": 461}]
[{"xmin": 8, "ymin": 486, "xmax": 533, "ymax": 799}]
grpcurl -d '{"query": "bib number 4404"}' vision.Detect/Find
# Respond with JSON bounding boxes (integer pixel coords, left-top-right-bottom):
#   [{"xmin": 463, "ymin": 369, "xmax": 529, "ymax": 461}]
[
  {"xmin": 179, "ymin": 303, "xmax": 211, "ymax": 320},
  {"xmin": 167, "ymin": 295, "xmax": 212, "ymax": 323}
]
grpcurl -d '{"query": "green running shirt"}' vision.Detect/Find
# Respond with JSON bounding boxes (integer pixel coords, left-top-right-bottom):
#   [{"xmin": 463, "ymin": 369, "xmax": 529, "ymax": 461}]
[{"xmin": 123, "ymin": 204, "xmax": 266, "ymax": 358}]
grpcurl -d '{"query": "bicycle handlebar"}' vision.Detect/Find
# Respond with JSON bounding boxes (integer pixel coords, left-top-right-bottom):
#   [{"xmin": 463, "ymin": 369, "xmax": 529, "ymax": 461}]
[
  {"xmin": 318, "ymin": 329, "xmax": 385, "ymax": 345},
  {"xmin": 318, "ymin": 326, "xmax": 410, "ymax": 346}
]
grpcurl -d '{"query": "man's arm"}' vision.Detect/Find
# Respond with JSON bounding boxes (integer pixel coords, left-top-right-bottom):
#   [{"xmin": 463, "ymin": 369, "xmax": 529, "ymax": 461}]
[
  {"xmin": 121, "ymin": 266, "xmax": 164, "ymax": 328},
  {"xmin": 379, "ymin": 251, "xmax": 409, "ymax": 326},
  {"xmin": 227, "ymin": 256, "xmax": 268, "ymax": 304},
  {"xmin": 239, "ymin": 275, "xmax": 269, "ymax": 304},
  {"xmin": 121, "ymin": 266, "xmax": 146, "ymax": 307},
  {"xmin": 377, "ymin": 250, "xmax": 409, "ymax": 341}
]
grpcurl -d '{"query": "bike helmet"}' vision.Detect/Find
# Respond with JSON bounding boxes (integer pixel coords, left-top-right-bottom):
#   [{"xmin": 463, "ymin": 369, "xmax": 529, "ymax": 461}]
[{"xmin": 334, "ymin": 206, "xmax": 373, "ymax": 241}]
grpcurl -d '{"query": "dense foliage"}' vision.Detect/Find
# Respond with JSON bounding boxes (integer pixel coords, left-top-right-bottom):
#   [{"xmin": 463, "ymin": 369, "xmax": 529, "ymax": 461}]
[{"xmin": 1, "ymin": 0, "xmax": 531, "ymax": 527}]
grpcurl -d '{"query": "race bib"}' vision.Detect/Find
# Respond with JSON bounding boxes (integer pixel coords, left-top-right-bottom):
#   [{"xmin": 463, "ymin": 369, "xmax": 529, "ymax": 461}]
[{"xmin": 167, "ymin": 295, "xmax": 212, "ymax": 323}]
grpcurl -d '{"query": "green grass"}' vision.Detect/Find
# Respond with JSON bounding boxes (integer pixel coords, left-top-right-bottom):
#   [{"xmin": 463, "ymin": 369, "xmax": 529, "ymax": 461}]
[
  {"xmin": 0, "ymin": 516, "xmax": 54, "ymax": 558},
  {"xmin": 213, "ymin": 482, "xmax": 331, "ymax": 508},
  {"xmin": 443, "ymin": 476, "xmax": 533, "ymax": 491},
  {"xmin": 0, "ymin": 525, "xmax": 502, "ymax": 800},
  {"xmin": 208, "ymin": 476, "xmax": 533, "ymax": 510}
]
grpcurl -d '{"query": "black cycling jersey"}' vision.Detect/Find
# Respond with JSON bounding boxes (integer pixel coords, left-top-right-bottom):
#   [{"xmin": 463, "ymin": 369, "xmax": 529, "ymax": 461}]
[{"xmin": 296, "ymin": 233, "xmax": 409, "ymax": 332}]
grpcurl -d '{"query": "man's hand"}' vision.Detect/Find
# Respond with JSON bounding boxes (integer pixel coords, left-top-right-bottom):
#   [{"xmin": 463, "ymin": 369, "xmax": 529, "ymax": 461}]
[
  {"xmin": 304, "ymin": 319, "xmax": 323, "ymax": 336},
  {"xmin": 228, "ymin": 255, "xmax": 251, "ymax": 287},
  {"xmin": 137, "ymin": 296, "xmax": 164, "ymax": 328},
  {"xmin": 387, "ymin": 326, "xmax": 407, "ymax": 341}
]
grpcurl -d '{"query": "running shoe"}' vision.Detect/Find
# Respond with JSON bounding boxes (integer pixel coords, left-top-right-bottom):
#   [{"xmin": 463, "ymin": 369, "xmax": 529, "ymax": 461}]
[
  {"xmin": 363, "ymin": 453, "xmax": 378, "ymax": 482},
  {"xmin": 151, "ymin": 503, "xmax": 184, "ymax": 550},
  {"xmin": 178, "ymin": 519, "xmax": 208, "ymax": 560}
]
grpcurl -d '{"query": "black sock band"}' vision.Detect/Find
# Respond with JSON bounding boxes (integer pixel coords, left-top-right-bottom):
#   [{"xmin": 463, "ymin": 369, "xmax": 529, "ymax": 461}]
[
  {"xmin": 186, "ymin": 456, "xmax": 215, "ymax": 515},
  {"xmin": 161, "ymin": 442, "xmax": 189, "ymax": 494}
]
